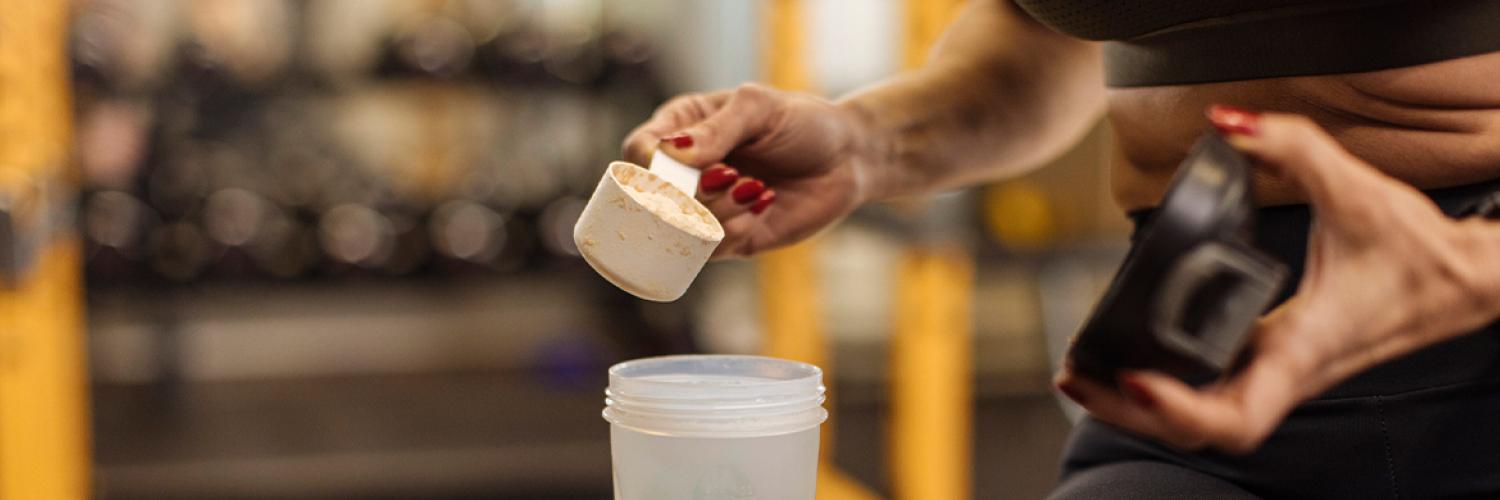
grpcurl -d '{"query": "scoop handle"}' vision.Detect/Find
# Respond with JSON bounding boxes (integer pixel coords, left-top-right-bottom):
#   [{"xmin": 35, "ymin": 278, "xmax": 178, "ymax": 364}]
[{"xmin": 649, "ymin": 150, "xmax": 700, "ymax": 197}]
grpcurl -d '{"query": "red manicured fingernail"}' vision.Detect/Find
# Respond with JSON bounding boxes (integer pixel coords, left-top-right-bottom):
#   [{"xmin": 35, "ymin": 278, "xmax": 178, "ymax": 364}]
[
  {"xmin": 731, "ymin": 179, "xmax": 765, "ymax": 204},
  {"xmin": 1120, "ymin": 374, "xmax": 1157, "ymax": 408},
  {"xmin": 750, "ymin": 189, "xmax": 776, "ymax": 214},
  {"xmin": 661, "ymin": 133, "xmax": 694, "ymax": 149},
  {"xmin": 1207, "ymin": 104, "xmax": 1260, "ymax": 136},
  {"xmin": 1057, "ymin": 383, "xmax": 1087, "ymax": 405},
  {"xmin": 700, "ymin": 166, "xmax": 739, "ymax": 191}
]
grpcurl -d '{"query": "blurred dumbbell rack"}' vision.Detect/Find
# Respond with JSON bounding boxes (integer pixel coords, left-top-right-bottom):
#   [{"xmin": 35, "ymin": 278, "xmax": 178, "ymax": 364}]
[
  {"xmin": 71, "ymin": 2, "xmax": 692, "ymax": 498},
  {"xmin": 74, "ymin": 0, "xmax": 671, "ymax": 287}
]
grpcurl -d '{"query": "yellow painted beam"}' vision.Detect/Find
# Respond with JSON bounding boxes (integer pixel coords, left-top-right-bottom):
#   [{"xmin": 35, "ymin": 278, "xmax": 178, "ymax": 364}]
[
  {"xmin": 0, "ymin": 1, "xmax": 90, "ymax": 499},
  {"xmin": 891, "ymin": 1, "xmax": 972, "ymax": 499},
  {"xmin": 758, "ymin": 1, "xmax": 875, "ymax": 499},
  {"xmin": 762, "ymin": 0, "xmax": 813, "ymax": 94},
  {"xmin": 0, "ymin": 241, "xmax": 89, "ymax": 500},
  {"xmin": 889, "ymin": 248, "xmax": 973, "ymax": 500},
  {"xmin": 757, "ymin": 0, "xmax": 824, "ymax": 375},
  {"xmin": 761, "ymin": 242, "xmax": 879, "ymax": 496},
  {"xmin": 756, "ymin": 242, "xmax": 836, "ymax": 449}
]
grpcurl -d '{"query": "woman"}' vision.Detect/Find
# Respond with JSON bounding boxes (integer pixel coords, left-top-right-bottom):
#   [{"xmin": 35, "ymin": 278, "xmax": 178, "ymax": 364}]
[{"xmin": 622, "ymin": 1, "xmax": 1500, "ymax": 497}]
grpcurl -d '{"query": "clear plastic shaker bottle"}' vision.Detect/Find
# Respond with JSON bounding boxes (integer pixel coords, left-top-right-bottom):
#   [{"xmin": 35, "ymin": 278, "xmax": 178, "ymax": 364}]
[{"xmin": 603, "ymin": 355, "xmax": 827, "ymax": 500}]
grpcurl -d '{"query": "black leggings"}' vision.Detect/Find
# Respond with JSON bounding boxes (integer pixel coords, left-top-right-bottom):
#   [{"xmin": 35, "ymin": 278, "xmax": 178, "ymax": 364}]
[{"xmin": 1051, "ymin": 180, "xmax": 1500, "ymax": 499}]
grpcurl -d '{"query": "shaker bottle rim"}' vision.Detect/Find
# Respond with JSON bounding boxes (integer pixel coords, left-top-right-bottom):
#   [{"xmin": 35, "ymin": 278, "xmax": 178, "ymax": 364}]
[{"xmin": 602, "ymin": 355, "xmax": 828, "ymax": 438}]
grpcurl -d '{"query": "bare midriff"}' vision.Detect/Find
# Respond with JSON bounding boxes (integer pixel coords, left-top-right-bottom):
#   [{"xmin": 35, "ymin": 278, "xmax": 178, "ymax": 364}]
[{"xmin": 1109, "ymin": 51, "xmax": 1500, "ymax": 211}]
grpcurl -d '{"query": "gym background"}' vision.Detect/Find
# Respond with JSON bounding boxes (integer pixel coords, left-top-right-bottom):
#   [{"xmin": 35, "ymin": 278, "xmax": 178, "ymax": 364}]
[{"xmin": 1, "ymin": 1, "xmax": 1130, "ymax": 499}]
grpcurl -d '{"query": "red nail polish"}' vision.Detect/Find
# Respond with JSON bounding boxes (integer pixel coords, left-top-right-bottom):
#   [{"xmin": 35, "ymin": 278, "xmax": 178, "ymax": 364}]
[
  {"xmin": 661, "ymin": 133, "xmax": 694, "ymax": 149},
  {"xmin": 1207, "ymin": 104, "xmax": 1260, "ymax": 136},
  {"xmin": 1058, "ymin": 383, "xmax": 1087, "ymax": 405},
  {"xmin": 731, "ymin": 179, "xmax": 765, "ymax": 204},
  {"xmin": 1120, "ymin": 375, "xmax": 1157, "ymax": 408},
  {"xmin": 700, "ymin": 166, "xmax": 739, "ymax": 191},
  {"xmin": 750, "ymin": 189, "xmax": 776, "ymax": 214}
]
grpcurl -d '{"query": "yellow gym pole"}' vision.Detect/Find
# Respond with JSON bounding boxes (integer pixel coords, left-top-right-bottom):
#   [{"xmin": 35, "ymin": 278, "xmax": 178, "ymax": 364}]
[
  {"xmin": 889, "ymin": 245, "xmax": 973, "ymax": 500},
  {"xmin": 0, "ymin": 1, "xmax": 92, "ymax": 499},
  {"xmin": 758, "ymin": 1, "xmax": 876, "ymax": 499},
  {"xmin": 890, "ymin": 1, "xmax": 972, "ymax": 499}
]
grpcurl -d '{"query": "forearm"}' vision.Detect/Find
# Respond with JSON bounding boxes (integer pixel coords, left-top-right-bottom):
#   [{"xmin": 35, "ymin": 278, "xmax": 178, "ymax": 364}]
[{"xmin": 837, "ymin": 0, "xmax": 1105, "ymax": 201}]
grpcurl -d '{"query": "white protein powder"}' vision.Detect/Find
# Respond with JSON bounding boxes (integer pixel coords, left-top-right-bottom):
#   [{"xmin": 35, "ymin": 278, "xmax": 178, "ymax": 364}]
[{"xmin": 623, "ymin": 183, "xmax": 718, "ymax": 239}]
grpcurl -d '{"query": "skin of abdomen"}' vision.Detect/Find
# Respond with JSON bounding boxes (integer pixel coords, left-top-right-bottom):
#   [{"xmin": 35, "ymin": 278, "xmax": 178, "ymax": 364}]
[{"xmin": 1107, "ymin": 51, "xmax": 1500, "ymax": 211}]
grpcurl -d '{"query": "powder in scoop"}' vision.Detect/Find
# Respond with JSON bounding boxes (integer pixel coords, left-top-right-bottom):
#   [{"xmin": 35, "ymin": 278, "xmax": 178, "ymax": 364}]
[{"xmin": 622, "ymin": 183, "xmax": 718, "ymax": 239}]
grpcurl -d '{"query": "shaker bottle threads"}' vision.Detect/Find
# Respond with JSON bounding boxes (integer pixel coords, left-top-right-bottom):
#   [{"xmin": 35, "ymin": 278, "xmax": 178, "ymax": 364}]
[{"xmin": 603, "ymin": 355, "xmax": 827, "ymax": 500}]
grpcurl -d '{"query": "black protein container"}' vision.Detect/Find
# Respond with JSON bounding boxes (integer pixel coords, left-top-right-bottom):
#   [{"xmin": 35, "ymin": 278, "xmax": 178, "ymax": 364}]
[{"xmin": 1068, "ymin": 132, "xmax": 1288, "ymax": 385}]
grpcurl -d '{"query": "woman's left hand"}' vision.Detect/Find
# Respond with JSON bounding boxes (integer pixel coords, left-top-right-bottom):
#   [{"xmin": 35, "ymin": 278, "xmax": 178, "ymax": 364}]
[{"xmin": 1055, "ymin": 106, "xmax": 1500, "ymax": 453}]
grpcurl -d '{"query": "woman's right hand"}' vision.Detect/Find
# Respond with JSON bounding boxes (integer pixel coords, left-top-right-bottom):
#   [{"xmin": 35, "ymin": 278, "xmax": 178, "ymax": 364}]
[{"xmin": 621, "ymin": 83, "xmax": 887, "ymax": 258}]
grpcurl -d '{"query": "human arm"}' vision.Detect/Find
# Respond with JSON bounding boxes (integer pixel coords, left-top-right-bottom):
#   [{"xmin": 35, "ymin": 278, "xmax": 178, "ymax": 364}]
[
  {"xmin": 620, "ymin": 0, "xmax": 1104, "ymax": 257},
  {"xmin": 837, "ymin": 0, "xmax": 1105, "ymax": 200}
]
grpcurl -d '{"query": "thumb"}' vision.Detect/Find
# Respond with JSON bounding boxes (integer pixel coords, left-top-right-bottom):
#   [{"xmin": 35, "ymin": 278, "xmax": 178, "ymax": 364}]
[{"xmin": 662, "ymin": 83, "xmax": 780, "ymax": 167}]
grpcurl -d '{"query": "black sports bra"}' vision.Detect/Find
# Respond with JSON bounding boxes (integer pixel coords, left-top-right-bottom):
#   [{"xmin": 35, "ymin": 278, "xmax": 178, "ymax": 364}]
[{"xmin": 1012, "ymin": 0, "xmax": 1500, "ymax": 87}]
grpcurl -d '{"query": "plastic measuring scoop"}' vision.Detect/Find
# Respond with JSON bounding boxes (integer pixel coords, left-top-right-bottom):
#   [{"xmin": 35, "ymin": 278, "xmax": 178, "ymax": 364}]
[{"xmin": 573, "ymin": 151, "xmax": 724, "ymax": 302}]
